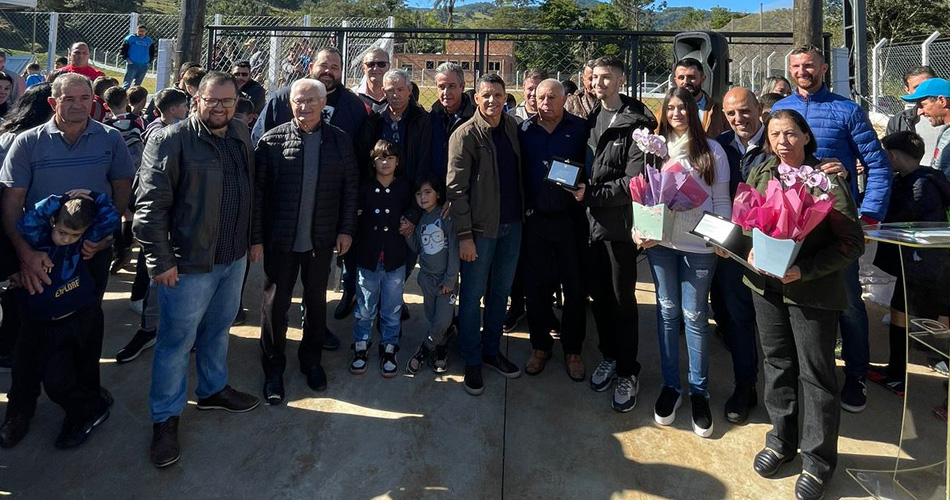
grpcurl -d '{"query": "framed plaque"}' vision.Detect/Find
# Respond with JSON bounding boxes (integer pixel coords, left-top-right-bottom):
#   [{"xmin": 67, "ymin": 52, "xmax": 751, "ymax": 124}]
[{"xmin": 545, "ymin": 157, "xmax": 582, "ymax": 191}]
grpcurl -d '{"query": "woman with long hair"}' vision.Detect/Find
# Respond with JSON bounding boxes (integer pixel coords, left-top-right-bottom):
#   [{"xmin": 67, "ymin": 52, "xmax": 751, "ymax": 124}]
[
  {"xmin": 0, "ymin": 82, "xmax": 53, "ymax": 162},
  {"xmin": 760, "ymin": 75, "xmax": 792, "ymax": 97},
  {"xmin": 634, "ymin": 86, "xmax": 731, "ymax": 437},
  {"xmin": 742, "ymin": 109, "xmax": 863, "ymax": 500}
]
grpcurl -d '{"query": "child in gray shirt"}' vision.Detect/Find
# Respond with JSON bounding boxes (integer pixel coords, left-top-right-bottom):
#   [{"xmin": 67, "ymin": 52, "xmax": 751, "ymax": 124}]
[{"xmin": 406, "ymin": 176, "xmax": 459, "ymax": 374}]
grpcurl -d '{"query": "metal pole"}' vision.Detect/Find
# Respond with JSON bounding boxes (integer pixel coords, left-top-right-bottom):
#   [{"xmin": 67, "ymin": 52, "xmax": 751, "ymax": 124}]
[
  {"xmin": 302, "ymin": 15, "xmax": 311, "ymax": 27},
  {"xmin": 766, "ymin": 51, "xmax": 776, "ymax": 77},
  {"xmin": 46, "ymin": 12, "xmax": 58, "ymax": 73},
  {"xmin": 738, "ymin": 57, "xmax": 748, "ymax": 87},
  {"xmin": 784, "ymin": 49, "xmax": 793, "ymax": 79},
  {"xmin": 156, "ymin": 38, "xmax": 173, "ymax": 91},
  {"xmin": 751, "ymin": 54, "xmax": 760, "ymax": 92},
  {"xmin": 214, "ymin": 14, "xmax": 223, "ymax": 26},
  {"xmin": 268, "ymin": 31, "xmax": 279, "ymax": 95},
  {"xmin": 129, "ymin": 12, "xmax": 139, "ymax": 34},
  {"xmin": 922, "ymin": 31, "xmax": 940, "ymax": 65},
  {"xmin": 871, "ymin": 38, "xmax": 887, "ymax": 113}
]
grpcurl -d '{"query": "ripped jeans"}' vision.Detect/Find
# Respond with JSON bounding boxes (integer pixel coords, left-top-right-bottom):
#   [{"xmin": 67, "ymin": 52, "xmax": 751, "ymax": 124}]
[{"xmin": 646, "ymin": 246, "xmax": 718, "ymax": 397}]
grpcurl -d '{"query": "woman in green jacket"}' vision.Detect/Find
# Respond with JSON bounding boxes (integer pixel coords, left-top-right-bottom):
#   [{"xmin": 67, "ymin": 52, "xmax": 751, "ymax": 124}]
[{"xmin": 740, "ymin": 109, "xmax": 864, "ymax": 500}]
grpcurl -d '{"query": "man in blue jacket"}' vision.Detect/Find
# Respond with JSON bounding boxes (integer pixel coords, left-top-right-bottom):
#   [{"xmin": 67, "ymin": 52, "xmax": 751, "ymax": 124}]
[
  {"xmin": 120, "ymin": 25, "xmax": 155, "ymax": 89},
  {"xmin": 772, "ymin": 44, "xmax": 893, "ymax": 414}
]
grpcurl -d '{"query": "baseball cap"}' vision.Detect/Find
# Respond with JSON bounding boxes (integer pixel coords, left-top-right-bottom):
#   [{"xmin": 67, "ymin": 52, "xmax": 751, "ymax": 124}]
[{"xmin": 901, "ymin": 78, "xmax": 950, "ymax": 102}]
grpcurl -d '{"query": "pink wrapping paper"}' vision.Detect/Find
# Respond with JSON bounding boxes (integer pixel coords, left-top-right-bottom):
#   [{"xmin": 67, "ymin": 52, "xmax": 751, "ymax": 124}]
[
  {"xmin": 731, "ymin": 179, "xmax": 834, "ymax": 241},
  {"xmin": 628, "ymin": 164, "xmax": 710, "ymax": 212}
]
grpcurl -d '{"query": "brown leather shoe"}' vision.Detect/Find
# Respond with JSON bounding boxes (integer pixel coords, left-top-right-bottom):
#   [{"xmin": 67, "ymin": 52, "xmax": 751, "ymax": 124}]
[
  {"xmin": 524, "ymin": 350, "xmax": 552, "ymax": 375},
  {"xmin": 0, "ymin": 413, "xmax": 30, "ymax": 448},
  {"xmin": 150, "ymin": 416, "xmax": 180, "ymax": 468},
  {"xmin": 196, "ymin": 385, "xmax": 260, "ymax": 412},
  {"xmin": 565, "ymin": 354, "xmax": 586, "ymax": 382}
]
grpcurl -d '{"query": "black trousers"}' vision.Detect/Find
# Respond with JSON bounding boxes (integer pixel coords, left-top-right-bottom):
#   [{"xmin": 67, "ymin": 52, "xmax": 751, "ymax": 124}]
[
  {"xmin": 260, "ymin": 248, "xmax": 332, "ymax": 375},
  {"xmin": 32, "ymin": 307, "xmax": 107, "ymax": 423},
  {"xmin": 0, "ymin": 290, "xmax": 22, "ymax": 356},
  {"xmin": 588, "ymin": 239, "xmax": 641, "ymax": 377},
  {"xmin": 523, "ymin": 211, "xmax": 586, "ymax": 354},
  {"xmin": 6, "ymin": 249, "xmax": 111, "ymax": 419},
  {"xmin": 130, "ymin": 249, "xmax": 150, "ymax": 302},
  {"xmin": 753, "ymin": 290, "xmax": 840, "ymax": 480}
]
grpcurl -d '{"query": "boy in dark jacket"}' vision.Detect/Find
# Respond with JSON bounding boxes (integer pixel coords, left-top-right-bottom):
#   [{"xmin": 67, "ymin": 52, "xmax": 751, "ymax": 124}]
[
  {"xmin": 869, "ymin": 131, "xmax": 950, "ymax": 394},
  {"xmin": 16, "ymin": 190, "xmax": 119, "ymax": 449}
]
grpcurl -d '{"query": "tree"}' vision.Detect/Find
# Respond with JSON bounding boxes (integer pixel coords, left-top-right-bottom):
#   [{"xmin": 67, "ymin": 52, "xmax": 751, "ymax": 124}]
[
  {"xmin": 612, "ymin": 0, "xmax": 665, "ymax": 30},
  {"xmin": 709, "ymin": 7, "xmax": 743, "ymax": 30},
  {"xmin": 866, "ymin": 0, "xmax": 948, "ymax": 42},
  {"xmin": 433, "ymin": 0, "xmax": 457, "ymax": 28}
]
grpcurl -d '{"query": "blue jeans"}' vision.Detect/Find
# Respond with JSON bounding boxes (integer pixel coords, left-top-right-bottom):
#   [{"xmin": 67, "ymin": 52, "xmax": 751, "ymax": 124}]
[
  {"xmin": 352, "ymin": 262, "xmax": 405, "ymax": 346},
  {"xmin": 647, "ymin": 246, "xmax": 718, "ymax": 396},
  {"xmin": 839, "ymin": 262, "xmax": 869, "ymax": 379},
  {"xmin": 458, "ymin": 223, "xmax": 522, "ymax": 367},
  {"xmin": 123, "ymin": 62, "xmax": 148, "ymax": 88},
  {"xmin": 150, "ymin": 257, "xmax": 246, "ymax": 423}
]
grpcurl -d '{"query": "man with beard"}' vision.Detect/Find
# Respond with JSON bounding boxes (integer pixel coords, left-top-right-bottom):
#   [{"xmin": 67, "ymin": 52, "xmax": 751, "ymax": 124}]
[
  {"xmin": 772, "ymin": 44, "xmax": 893, "ymax": 415},
  {"xmin": 673, "ymin": 58, "xmax": 727, "ymax": 138},
  {"xmin": 135, "ymin": 72, "xmax": 261, "ymax": 468},
  {"xmin": 252, "ymin": 47, "xmax": 367, "ymax": 145}
]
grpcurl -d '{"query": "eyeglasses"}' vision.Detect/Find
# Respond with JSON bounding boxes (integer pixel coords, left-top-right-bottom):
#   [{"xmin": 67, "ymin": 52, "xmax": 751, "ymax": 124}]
[
  {"xmin": 291, "ymin": 97, "xmax": 323, "ymax": 107},
  {"xmin": 232, "ymin": 72, "xmax": 249, "ymax": 77},
  {"xmin": 364, "ymin": 61, "xmax": 389, "ymax": 69},
  {"xmin": 199, "ymin": 96, "xmax": 237, "ymax": 108}
]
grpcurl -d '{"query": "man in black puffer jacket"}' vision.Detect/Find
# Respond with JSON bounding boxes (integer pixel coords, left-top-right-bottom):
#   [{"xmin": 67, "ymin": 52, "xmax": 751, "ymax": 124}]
[
  {"xmin": 252, "ymin": 79, "xmax": 359, "ymax": 404},
  {"xmin": 579, "ymin": 55, "xmax": 657, "ymax": 414}
]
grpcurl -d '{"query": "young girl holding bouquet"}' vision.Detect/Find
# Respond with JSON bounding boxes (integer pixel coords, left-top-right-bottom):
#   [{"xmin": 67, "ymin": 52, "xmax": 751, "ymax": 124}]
[
  {"xmin": 633, "ymin": 87, "xmax": 731, "ymax": 438},
  {"xmin": 738, "ymin": 109, "xmax": 864, "ymax": 500}
]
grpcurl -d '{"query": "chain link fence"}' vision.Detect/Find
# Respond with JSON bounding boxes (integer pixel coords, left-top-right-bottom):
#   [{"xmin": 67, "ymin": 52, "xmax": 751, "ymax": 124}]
[
  {"xmin": 207, "ymin": 25, "xmax": 799, "ymax": 113},
  {"xmin": 867, "ymin": 35, "xmax": 950, "ymax": 120}
]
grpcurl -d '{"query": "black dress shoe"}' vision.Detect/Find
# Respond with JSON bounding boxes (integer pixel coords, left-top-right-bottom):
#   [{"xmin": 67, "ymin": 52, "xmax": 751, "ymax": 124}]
[
  {"xmin": 795, "ymin": 472, "xmax": 826, "ymax": 500},
  {"xmin": 333, "ymin": 291, "xmax": 356, "ymax": 320},
  {"xmin": 753, "ymin": 448, "xmax": 794, "ymax": 478},
  {"xmin": 725, "ymin": 384, "xmax": 758, "ymax": 424},
  {"xmin": 323, "ymin": 330, "xmax": 341, "ymax": 351},
  {"xmin": 264, "ymin": 374, "xmax": 285, "ymax": 405},
  {"xmin": 307, "ymin": 365, "xmax": 327, "ymax": 392},
  {"xmin": 0, "ymin": 413, "xmax": 30, "ymax": 448}
]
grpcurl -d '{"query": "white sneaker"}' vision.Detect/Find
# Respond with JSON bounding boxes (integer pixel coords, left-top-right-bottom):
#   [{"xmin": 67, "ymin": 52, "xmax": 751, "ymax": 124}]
[
  {"xmin": 611, "ymin": 375, "xmax": 639, "ymax": 413},
  {"xmin": 590, "ymin": 359, "xmax": 617, "ymax": 392}
]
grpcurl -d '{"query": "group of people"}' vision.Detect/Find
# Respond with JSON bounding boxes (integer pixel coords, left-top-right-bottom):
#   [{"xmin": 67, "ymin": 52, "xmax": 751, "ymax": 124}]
[{"xmin": 0, "ymin": 37, "xmax": 945, "ymax": 500}]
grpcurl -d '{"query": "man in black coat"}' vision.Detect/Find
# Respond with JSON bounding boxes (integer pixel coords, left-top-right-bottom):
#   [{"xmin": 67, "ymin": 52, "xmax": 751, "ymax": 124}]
[{"xmin": 251, "ymin": 78, "xmax": 359, "ymax": 404}]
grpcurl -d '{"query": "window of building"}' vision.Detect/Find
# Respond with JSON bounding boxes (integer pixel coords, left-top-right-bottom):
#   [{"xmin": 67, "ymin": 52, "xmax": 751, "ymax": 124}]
[
  {"xmin": 461, "ymin": 61, "xmax": 470, "ymax": 70},
  {"xmin": 488, "ymin": 61, "xmax": 500, "ymax": 71},
  {"xmin": 425, "ymin": 60, "xmax": 434, "ymax": 70}
]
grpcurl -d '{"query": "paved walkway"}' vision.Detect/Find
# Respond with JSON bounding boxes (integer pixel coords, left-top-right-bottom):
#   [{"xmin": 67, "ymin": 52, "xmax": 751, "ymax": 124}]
[{"xmin": 0, "ymin": 255, "xmax": 945, "ymax": 499}]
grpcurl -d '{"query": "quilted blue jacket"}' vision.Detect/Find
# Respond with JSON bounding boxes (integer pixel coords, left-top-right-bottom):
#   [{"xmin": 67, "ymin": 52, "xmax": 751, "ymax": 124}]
[{"xmin": 771, "ymin": 85, "xmax": 892, "ymax": 221}]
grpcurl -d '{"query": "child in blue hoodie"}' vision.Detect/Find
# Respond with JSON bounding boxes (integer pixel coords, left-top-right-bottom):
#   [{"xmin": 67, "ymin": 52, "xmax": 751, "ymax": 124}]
[{"xmin": 16, "ymin": 189, "xmax": 119, "ymax": 449}]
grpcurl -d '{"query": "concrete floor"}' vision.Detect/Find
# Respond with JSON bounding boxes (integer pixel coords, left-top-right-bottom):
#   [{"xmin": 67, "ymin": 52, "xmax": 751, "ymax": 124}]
[{"xmin": 0, "ymin": 252, "xmax": 946, "ymax": 500}]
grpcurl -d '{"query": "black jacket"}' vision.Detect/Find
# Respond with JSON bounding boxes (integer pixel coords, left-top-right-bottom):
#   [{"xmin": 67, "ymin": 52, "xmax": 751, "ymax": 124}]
[
  {"xmin": 240, "ymin": 79, "xmax": 267, "ymax": 116},
  {"xmin": 252, "ymin": 121, "xmax": 359, "ymax": 253},
  {"xmin": 356, "ymin": 103, "xmax": 433, "ymax": 186},
  {"xmin": 716, "ymin": 129, "xmax": 770, "ymax": 198},
  {"xmin": 873, "ymin": 168, "xmax": 950, "ymax": 276},
  {"xmin": 886, "ymin": 107, "xmax": 917, "ymax": 136},
  {"xmin": 133, "ymin": 116, "xmax": 254, "ymax": 277},
  {"xmin": 355, "ymin": 176, "xmax": 414, "ymax": 272},
  {"xmin": 252, "ymin": 86, "xmax": 367, "ymax": 145},
  {"xmin": 584, "ymin": 94, "xmax": 658, "ymax": 242},
  {"xmin": 430, "ymin": 93, "xmax": 476, "ymax": 181}
]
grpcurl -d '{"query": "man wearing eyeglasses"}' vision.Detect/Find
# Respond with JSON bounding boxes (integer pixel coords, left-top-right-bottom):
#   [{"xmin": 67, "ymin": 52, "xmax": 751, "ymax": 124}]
[
  {"xmin": 134, "ymin": 71, "xmax": 261, "ymax": 468},
  {"xmin": 355, "ymin": 47, "xmax": 391, "ymax": 114},
  {"xmin": 230, "ymin": 60, "xmax": 265, "ymax": 116},
  {"xmin": 252, "ymin": 78, "xmax": 358, "ymax": 404}
]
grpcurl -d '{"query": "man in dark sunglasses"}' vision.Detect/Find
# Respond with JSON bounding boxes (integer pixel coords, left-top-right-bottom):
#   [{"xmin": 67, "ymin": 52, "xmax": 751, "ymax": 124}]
[
  {"xmin": 356, "ymin": 47, "xmax": 391, "ymax": 113},
  {"xmin": 230, "ymin": 60, "xmax": 265, "ymax": 116}
]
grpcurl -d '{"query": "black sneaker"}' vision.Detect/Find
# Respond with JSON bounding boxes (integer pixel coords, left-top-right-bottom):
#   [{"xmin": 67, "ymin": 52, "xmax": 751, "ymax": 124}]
[
  {"xmin": 794, "ymin": 471, "xmax": 826, "ymax": 500},
  {"xmin": 115, "ymin": 329, "xmax": 157, "ymax": 364},
  {"xmin": 691, "ymin": 394, "xmax": 714, "ymax": 438},
  {"xmin": 867, "ymin": 365, "xmax": 905, "ymax": 396},
  {"xmin": 483, "ymin": 353, "xmax": 521, "ymax": 379},
  {"xmin": 406, "ymin": 344, "xmax": 431, "ymax": 374},
  {"xmin": 264, "ymin": 373, "xmax": 284, "ymax": 405},
  {"xmin": 0, "ymin": 413, "xmax": 30, "ymax": 448},
  {"xmin": 380, "ymin": 344, "xmax": 398, "ymax": 378},
  {"xmin": 840, "ymin": 376, "xmax": 867, "ymax": 413},
  {"xmin": 350, "ymin": 341, "xmax": 369, "ymax": 375},
  {"xmin": 196, "ymin": 385, "xmax": 260, "ymax": 412},
  {"xmin": 432, "ymin": 345, "xmax": 448, "ymax": 373},
  {"xmin": 654, "ymin": 386, "xmax": 682, "ymax": 425},
  {"xmin": 611, "ymin": 375, "xmax": 638, "ymax": 413},
  {"xmin": 54, "ymin": 406, "xmax": 109, "ymax": 449},
  {"xmin": 306, "ymin": 364, "xmax": 327, "ymax": 391},
  {"xmin": 503, "ymin": 306, "xmax": 525, "ymax": 333},
  {"xmin": 464, "ymin": 365, "xmax": 484, "ymax": 395}
]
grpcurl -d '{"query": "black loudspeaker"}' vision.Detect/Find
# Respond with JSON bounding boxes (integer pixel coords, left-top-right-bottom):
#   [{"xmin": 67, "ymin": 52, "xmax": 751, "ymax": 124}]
[{"xmin": 673, "ymin": 31, "xmax": 730, "ymax": 102}]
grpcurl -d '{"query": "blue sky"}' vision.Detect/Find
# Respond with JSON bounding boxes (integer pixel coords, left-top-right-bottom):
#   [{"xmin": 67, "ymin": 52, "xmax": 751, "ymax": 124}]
[{"xmin": 406, "ymin": 0, "xmax": 794, "ymax": 13}]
